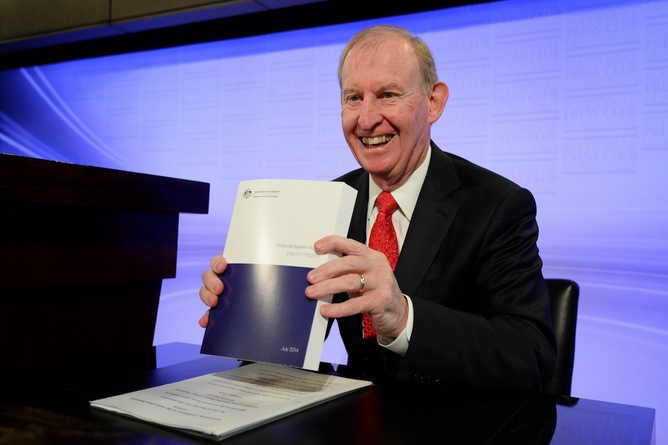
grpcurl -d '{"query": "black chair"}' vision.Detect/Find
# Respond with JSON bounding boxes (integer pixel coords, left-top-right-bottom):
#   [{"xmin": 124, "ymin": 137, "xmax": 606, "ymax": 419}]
[{"xmin": 544, "ymin": 278, "xmax": 580, "ymax": 405}]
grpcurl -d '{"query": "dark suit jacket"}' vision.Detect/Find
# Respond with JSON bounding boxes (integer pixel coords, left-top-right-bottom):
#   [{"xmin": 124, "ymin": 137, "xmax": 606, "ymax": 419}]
[{"xmin": 333, "ymin": 143, "xmax": 556, "ymax": 391}]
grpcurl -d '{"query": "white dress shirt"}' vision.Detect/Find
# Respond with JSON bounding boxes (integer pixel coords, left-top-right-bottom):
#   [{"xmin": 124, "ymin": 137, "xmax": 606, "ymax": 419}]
[{"xmin": 366, "ymin": 148, "xmax": 431, "ymax": 355}]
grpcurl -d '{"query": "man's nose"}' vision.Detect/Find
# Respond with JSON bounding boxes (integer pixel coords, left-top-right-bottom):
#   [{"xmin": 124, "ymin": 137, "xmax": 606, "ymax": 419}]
[{"xmin": 358, "ymin": 98, "xmax": 382, "ymax": 130}]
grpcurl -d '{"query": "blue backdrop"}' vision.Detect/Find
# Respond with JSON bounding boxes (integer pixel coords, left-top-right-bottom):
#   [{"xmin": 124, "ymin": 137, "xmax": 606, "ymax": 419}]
[{"xmin": 1, "ymin": 0, "xmax": 666, "ymax": 440}]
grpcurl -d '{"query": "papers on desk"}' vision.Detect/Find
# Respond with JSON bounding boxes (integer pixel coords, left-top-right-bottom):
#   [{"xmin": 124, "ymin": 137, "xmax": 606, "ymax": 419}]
[
  {"xmin": 200, "ymin": 179, "xmax": 357, "ymax": 371},
  {"xmin": 90, "ymin": 362, "xmax": 372, "ymax": 440}
]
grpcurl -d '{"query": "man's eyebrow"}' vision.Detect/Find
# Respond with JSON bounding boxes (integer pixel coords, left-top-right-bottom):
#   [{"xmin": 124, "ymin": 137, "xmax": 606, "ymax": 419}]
[
  {"xmin": 341, "ymin": 87, "xmax": 360, "ymax": 97},
  {"xmin": 342, "ymin": 83, "xmax": 402, "ymax": 96}
]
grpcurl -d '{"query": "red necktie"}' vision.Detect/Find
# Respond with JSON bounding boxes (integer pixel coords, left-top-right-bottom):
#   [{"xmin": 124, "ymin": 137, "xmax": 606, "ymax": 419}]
[{"xmin": 363, "ymin": 191, "xmax": 399, "ymax": 339}]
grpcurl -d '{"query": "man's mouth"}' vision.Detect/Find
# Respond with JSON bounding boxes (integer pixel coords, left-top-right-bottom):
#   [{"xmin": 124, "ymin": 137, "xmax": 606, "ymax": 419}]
[{"xmin": 360, "ymin": 135, "xmax": 394, "ymax": 148}]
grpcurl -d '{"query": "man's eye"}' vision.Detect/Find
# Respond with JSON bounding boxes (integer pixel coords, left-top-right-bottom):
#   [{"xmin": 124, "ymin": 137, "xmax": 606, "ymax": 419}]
[{"xmin": 382, "ymin": 92, "xmax": 397, "ymax": 99}]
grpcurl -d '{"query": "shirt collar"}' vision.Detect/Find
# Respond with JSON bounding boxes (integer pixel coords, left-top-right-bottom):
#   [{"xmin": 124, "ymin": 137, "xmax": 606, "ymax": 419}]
[{"xmin": 367, "ymin": 146, "xmax": 431, "ymax": 221}]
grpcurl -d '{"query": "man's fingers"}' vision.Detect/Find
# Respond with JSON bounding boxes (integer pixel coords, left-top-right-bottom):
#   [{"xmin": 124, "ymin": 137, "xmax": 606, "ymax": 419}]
[
  {"xmin": 314, "ymin": 235, "xmax": 366, "ymax": 257},
  {"xmin": 198, "ymin": 310, "xmax": 210, "ymax": 328},
  {"xmin": 199, "ymin": 281, "xmax": 220, "ymax": 308},
  {"xmin": 320, "ymin": 296, "xmax": 369, "ymax": 319},
  {"xmin": 199, "ymin": 255, "xmax": 227, "ymax": 329},
  {"xmin": 210, "ymin": 254, "xmax": 228, "ymax": 274},
  {"xmin": 202, "ymin": 269, "xmax": 223, "ymax": 296}
]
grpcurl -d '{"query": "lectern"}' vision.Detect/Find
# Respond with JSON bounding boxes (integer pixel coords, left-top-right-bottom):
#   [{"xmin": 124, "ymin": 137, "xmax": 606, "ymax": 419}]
[{"xmin": 0, "ymin": 154, "xmax": 209, "ymax": 378}]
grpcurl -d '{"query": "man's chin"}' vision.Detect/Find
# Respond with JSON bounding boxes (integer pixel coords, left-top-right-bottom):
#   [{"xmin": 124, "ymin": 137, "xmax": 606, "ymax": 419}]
[{"xmin": 358, "ymin": 159, "xmax": 393, "ymax": 177}]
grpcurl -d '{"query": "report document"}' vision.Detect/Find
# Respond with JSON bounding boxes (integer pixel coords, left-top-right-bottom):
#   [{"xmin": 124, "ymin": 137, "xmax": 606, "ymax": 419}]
[
  {"xmin": 200, "ymin": 179, "xmax": 357, "ymax": 370},
  {"xmin": 90, "ymin": 362, "xmax": 372, "ymax": 440}
]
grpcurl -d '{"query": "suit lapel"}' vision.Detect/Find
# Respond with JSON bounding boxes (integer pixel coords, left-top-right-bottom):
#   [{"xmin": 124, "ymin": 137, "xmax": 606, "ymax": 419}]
[
  {"xmin": 394, "ymin": 145, "xmax": 461, "ymax": 297},
  {"xmin": 341, "ymin": 146, "xmax": 461, "ymax": 298},
  {"xmin": 345, "ymin": 173, "xmax": 369, "ymax": 243}
]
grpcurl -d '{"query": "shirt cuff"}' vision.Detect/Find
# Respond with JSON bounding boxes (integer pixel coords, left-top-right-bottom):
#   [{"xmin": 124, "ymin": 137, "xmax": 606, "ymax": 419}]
[{"xmin": 377, "ymin": 294, "xmax": 413, "ymax": 356}]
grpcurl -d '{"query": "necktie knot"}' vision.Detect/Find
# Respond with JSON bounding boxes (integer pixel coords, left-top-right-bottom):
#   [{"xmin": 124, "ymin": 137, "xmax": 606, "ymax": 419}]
[{"xmin": 376, "ymin": 191, "xmax": 398, "ymax": 214}]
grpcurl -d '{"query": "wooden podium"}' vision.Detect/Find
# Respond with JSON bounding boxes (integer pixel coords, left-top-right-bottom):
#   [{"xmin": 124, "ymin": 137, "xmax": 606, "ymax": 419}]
[{"xmin": 0, "ymin": 154, "xmax": 210, "ymax": 378}]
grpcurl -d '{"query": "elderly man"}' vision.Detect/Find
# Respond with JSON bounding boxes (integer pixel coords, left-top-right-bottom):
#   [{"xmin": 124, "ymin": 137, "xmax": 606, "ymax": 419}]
[{"xmin": 200, "ymin": 25, "xmax": 556, "ymax": 390}]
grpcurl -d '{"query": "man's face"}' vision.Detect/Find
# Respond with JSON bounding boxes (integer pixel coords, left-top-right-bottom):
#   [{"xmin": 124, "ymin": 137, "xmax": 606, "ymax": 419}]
[{"xmin": 340, "ymin": 36, "xmax": 437, "ymax": 190}]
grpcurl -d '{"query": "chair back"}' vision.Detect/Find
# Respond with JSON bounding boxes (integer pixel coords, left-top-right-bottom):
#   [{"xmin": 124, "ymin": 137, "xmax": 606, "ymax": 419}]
[{"xmin": 544, "ymin": 278, "xmax": 580, "ymax": 402}]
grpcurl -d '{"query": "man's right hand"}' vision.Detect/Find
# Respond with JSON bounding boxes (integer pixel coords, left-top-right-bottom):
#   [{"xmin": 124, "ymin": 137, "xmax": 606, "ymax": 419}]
[{"xmin": 198, "ymin": 254, "xmax": 227, "ymax": 328}]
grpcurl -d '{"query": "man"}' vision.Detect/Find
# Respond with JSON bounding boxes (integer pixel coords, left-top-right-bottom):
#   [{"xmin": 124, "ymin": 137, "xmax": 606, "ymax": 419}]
[{"xmin": 200, "ymin": 25, "xmax": 556, "ymax": 390}]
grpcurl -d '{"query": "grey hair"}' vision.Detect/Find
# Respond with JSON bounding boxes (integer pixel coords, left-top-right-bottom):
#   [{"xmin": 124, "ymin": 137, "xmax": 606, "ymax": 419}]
[{"xmin": 337, "ymin": 25, "xmax": 439, "ymax": 95}]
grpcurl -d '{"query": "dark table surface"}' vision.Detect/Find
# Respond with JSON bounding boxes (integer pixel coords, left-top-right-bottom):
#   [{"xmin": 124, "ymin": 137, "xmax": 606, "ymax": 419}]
[{"xmin": 0, "ymin": 343, "xmax": 655, "ymax": 445}]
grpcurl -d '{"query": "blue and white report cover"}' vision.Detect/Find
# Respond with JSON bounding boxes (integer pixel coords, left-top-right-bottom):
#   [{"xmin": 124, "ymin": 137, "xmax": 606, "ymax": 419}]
[{"xmin": 201, "ymin": 179, "xmax": 357, "ymax": 370}]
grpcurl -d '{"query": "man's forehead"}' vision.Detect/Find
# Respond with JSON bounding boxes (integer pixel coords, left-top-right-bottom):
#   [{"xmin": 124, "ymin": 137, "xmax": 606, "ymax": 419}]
[{"xmin": 342, "ymin": 42, "xmax": 417, "ymax": 84}]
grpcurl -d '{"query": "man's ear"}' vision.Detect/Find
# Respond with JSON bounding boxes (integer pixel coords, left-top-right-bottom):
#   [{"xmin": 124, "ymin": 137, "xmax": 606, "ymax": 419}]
[{"xmin": 428, "ymin": 81, "xmax": 449, "ymax": 124}]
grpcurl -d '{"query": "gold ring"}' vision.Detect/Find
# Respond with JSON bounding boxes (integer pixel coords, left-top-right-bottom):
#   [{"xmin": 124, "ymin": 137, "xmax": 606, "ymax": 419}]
[{"xmin": 359, "ymin": 274, "xmax": 365, "ymax": 293}]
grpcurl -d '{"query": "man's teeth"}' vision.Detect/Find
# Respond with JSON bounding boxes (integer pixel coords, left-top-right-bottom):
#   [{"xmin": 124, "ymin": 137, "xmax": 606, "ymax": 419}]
[{"xmin": 361, "ymin": 135, "xmax": 393, "ymax": 146}]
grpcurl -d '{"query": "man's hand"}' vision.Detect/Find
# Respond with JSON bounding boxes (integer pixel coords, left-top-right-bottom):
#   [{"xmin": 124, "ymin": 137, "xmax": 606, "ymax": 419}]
[
  {"xmin": 198, "ymin": 254, "xmax": 227, "ymax": 328},
  {"xmin": 305, "ymin": 235, "xmax": 408, "ymax": 338}
]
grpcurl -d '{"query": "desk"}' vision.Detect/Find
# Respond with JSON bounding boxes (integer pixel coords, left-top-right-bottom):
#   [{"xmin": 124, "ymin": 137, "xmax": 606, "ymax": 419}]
[{"xmin": 0, "ymin": 343, "xmax": 656, "ymax": 445}]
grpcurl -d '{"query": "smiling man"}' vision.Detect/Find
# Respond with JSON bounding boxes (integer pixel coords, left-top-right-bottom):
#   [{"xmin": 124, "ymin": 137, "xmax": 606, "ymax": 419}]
[{"xmin": 200, "ymin": 25, "xmax": 556, "ymax": 390}]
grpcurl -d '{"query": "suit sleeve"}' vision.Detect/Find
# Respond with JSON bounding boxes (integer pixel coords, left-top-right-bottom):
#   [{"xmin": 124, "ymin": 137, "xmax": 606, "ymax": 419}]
[{"xmin": 392, "ymin": 187, "xmax": 557, "ymax": 391}]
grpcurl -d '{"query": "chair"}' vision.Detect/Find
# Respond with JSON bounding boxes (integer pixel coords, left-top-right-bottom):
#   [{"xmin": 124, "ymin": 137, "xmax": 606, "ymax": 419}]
[{"xmin": 544, "ymin": 278, "xmax": 580, "ymax": 405}]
